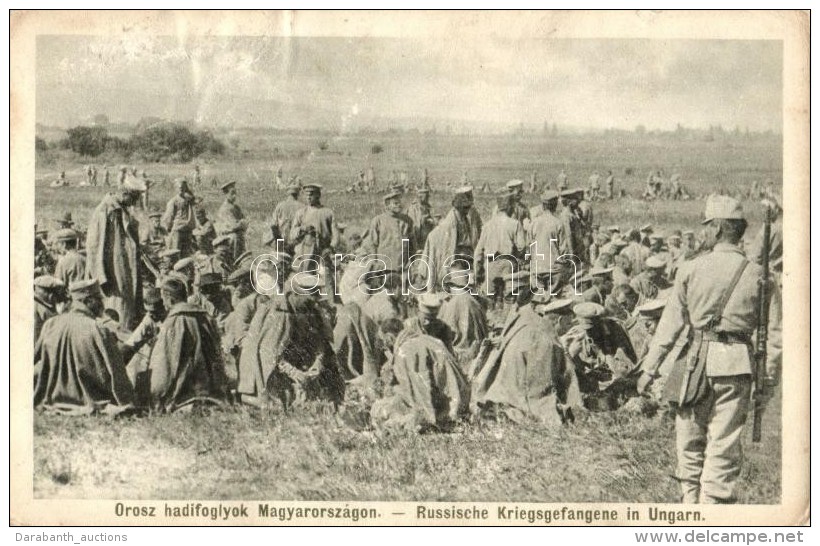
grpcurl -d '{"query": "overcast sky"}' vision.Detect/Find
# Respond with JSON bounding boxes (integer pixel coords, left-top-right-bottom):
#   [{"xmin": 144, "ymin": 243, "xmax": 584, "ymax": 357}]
[{"xmin": 36, "ymin": 35, "xmax": 783, "ymax": 132}]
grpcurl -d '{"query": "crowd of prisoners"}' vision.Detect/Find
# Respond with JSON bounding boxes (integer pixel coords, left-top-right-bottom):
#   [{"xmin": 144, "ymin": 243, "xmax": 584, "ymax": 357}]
[{"xmin": 32, "ymin": 163, "xmax": 782, "ymax": 431}]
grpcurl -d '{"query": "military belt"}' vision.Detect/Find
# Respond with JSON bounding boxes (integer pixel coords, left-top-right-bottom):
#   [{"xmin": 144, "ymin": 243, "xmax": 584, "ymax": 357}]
[{"xmin": 700, "ymin": 331, "xmax": 751, "ymax": 344}]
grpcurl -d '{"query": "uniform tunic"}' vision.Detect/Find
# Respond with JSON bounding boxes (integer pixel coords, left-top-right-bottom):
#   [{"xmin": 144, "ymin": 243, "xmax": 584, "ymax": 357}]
[
  {"xmin": 54, "ymin": 250, "xmax": 86, "ymax": 289},
  {"xmin": 406, "ymin": 201, "xmax": 436, "ymax": 249},
  {"xmin": 528, "ymin": 210, "xmax": 569, "ymax": 276},
  {"xmin": 361, "ymin": 211, "xmax": 415, "ymax": 273},
  {"xmin": 474, "ymin": 214, "xmax": 527, "ymax": 296},
  {"xmin": 216, "ymin": 201, "xmax": 247, "ymax": 262},
  {"xmin": 269, "ymin": 197, "xmax": 304, "ymax": 249},
  {"xmin": 643, "ymin": 243, "xmax": 771, "ymax": 503},
  {"xmin": 161, "ymin": 195, "xmax": 195, "ymax": 256},
  {"xmin": 290, "ymin": 204, "xmax": 338, "ymax": 278},
  {"xmin": 620, "ymin": 241, "xmax": 650, "ymax": 276}
]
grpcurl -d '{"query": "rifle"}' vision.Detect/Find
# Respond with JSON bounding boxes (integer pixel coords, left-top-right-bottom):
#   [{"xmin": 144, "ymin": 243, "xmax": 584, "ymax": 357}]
[
  {"xmin": 752, "ymin": 204, "xmax": 772, "ymax": 443},
  {"xmin": 140, "ymin": 252, "xmax": 161, "ymax": 283}
]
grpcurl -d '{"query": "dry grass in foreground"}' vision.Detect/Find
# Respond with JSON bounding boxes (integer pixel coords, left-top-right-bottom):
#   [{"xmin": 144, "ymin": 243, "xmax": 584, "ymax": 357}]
[{"xmin": 33, "ymin": 390, "xmax": 781, "ymax": 503}]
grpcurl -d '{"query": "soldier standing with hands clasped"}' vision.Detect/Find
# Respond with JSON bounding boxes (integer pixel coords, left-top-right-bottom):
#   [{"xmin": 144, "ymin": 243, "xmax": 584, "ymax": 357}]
[{"xmin": 638, "ymin": 195, "xmax": 780, "ymax": 504}]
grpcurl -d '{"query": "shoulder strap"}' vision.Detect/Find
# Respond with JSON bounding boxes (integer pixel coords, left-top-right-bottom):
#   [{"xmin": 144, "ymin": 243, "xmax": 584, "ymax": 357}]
[{"xmin": 710, "ymin": 258, "xmax": 749, "ymax": 329}]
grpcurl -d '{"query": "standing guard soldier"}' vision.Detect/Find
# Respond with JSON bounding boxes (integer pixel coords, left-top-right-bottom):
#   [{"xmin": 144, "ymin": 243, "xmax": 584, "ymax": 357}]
[
  {"xmin": 161, "ymin": 178, "xmax": 196, "ymax": 257},
  {"xmin": 289, "ymin": 183, "xmax": 339, "ymax": 296},
  {"xmin": 406, "ymin": 186, "xmax": 436, "ymax": 250},
  {"xmin": 216, "ymin": 181, "xmax": 248, "ymax": 263},
  {"xmin": 638, "ymin": 195, "xmax": 779, "ymax": 504},
  {"xmin": 268, "ymin": 181, "xmax": 304, "ymax": 253}
]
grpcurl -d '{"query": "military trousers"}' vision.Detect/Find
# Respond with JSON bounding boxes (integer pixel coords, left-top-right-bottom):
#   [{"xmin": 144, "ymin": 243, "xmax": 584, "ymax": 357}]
[
  {"xmin": 675, "ymin": 374, "xmax": 752, "ymax": 504},
  {"xmin": 167, "ymin": 229, "xmax": 193, "ymax": 258}
]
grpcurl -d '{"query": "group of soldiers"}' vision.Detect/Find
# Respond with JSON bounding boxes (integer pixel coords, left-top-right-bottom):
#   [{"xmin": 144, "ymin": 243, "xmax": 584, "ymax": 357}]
[{"xmin": 32, "ymin": 167, "xmax": 783, "ymax": 504}]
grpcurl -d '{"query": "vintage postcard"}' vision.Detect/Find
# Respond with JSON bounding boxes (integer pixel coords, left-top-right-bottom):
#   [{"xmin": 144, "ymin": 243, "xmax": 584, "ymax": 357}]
[{"xmin": 10, "ymin": 10, "xmax": 809, "ymax": 527}]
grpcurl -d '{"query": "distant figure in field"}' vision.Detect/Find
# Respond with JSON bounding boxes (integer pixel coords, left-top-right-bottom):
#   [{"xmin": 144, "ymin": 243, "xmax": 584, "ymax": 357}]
[
  {"xmin": 365, "ymin": 165, "xmax": 376, "ymax": 190},
  {"xmin": 642, "ymin": 171, "xmax": 658, "ymax": 200},
  {"xmin": 50, "ymin": 171, "xmax": 68, "ymax": 188},
  {"xmin": 103, "ymin": 166, "xmax": 110, "ymax": 186},
  {"xmin": 588, "ymin": 171, "xmax": 601, "ymax": 200},
  {"xmin": 604, "ymin": 170, "xmax": 615, "ymax": 199},
  {"xmin": 556, "ymin": 168, "xmax": 568, "ymax": 191},
  {"xmin": 528, "ymin": 170, "xmax": 539, "ymax": 194},
  {"xmin": 275, "ymin": 165, "xmax": 285, "ymax": 189},
  {"xmin": 420, "ymin": 167, "xmax": 430, "ymax": 190}
]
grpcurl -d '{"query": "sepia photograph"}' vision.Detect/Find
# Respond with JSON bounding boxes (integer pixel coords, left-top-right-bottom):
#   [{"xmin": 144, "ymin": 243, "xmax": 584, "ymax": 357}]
[{"xmin": 10, "ymin": 10, "xmax": 810, "ymax": 527}]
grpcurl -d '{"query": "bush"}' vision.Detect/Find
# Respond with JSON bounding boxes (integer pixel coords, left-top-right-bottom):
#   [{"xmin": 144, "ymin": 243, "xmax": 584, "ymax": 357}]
[
  {"xmin": 129, "ymin": 123, "xmax": 225, "ymax": 162},
  {"xmin": 370, "ymin": 143, "xmax": 383, "ymax": 154},
  {"xmin": 64, "ymin": 126, "xmax": 109, "ymax": 157},
  {"xmin": 35, "ymin": 136, "xmax": 48, "ymax": 153},
  {"xmin": 58, "ymin": 122, "xmax": 226, "ymax": 163},
  {"xmin": 318, "ymin": 140, "xmax": 329, "ymax": 151}
]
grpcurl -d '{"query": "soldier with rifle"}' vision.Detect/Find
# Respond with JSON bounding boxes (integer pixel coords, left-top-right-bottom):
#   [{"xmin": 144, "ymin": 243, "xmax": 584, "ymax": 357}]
[{"xmin": 638, "ymin": 195, "xmax": 778, "ymax": 503}]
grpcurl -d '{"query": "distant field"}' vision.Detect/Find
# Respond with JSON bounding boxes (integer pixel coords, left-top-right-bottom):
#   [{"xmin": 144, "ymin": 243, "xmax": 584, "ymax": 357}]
[
  {"xmin": 30, "ymin": 133, "xmax": 783, "ymax": 503},
  {"xmin": 34, "ymin": 133, "xmax": 781, "ymax": 240}
]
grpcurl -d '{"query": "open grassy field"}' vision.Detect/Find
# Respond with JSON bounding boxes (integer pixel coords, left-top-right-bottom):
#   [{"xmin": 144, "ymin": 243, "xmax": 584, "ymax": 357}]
[{"xmin": 30, "ymin": 133, "xmax": 782, "ymax": 502}]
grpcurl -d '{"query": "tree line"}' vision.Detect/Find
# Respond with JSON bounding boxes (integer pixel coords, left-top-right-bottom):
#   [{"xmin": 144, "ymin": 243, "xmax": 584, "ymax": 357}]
[{"xmin": 38, "ymin": 122, "xmax": 226, "ymax": 163}]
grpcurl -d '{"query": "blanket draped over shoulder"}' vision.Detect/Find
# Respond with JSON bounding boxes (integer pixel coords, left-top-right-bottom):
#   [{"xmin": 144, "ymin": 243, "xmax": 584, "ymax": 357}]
[
  {"xmin": 438, "ymin": 292, "xmax": 488, "ymax": 364},
  {"xmin": 34, "ymin": 309, "xmax": 134, "ymax": 414},
  {"xmin": 238, "ymin": 292, "xmax": 344, "ymax": 408},
  {"xmin": 333, "ymin": 302, "xmax": 385, "ymax": 382},
  {"xmin": 85, "ymin": 194, "xmax": 142, "ymax": 329},
  {"xmin": 148, "ymin": 302, "xmax": 228, "ymax": 411},
  {"xmin": 472, "ymin": 306, "xmax": 580, "ymax": 425},
  {"xmin": 372, "ymin": 317, "xmax": 469, "ymax": 431}
]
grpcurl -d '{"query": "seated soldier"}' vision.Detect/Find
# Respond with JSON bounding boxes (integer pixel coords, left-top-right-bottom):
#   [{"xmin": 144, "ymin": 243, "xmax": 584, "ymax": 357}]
[
  {"xmin": 33, "ymin": 275, "xmax": 64, "ymax": 345},
  {"xmin": 560, "ymin": 302, "xmax": 638, "ymax": 411},
  {"xmin": 156, "ymin": 248, "xmax": 181, "ymax": 282},
  {"xmin": 199, "ymin": 235, "xmax": 234, "ymax": 282},
  {"xmin": 539, "ymin": 297, "xmax": 574, "ymax": 337},
  {"xmin": 361, "ymin": 269, "xmax": 408, "ymax": 330},
  {"xmin": 605, "ymin": 283, "xmax": 640, "ymax": 323},
  {"xmin": 582, "ymin": 266, "xmax": 614, "ymax": 305},
  {"xmin": 226, "ymin": 264, "xmax": 254, "ymax": 309},
  {"xmin": 630, "ymin": 255, "xmax": 672, "ymax": 305},
  {"xmin": 123, "ymin": 288, "xmax": 166, "ymax": 403},
  {"xmin": 34, "ymin": 279, "xmax": 134, "ymax": 414},
  {"xmin": 237, "ymin": 271, "xmax": 344, "ymax": 410},
  {"xmin": 52, "ymin": 229, "xmax": 86, "ymax": 288},
  {"xmin": 437, "ymin": 261, "xmax": 488, "ymax": 365},
  {"xmin": 628, "ymin": 298, "xmax": 666, "ymax": 362},
  {"xmin": 148, "ymin": 278, "xmax": 228, "ymax": 412},
  {"xmin": 188, "ymin": 272, "xmax": 233, "ymax": 331},
  {"xmin": 222, "ymin": 257, "xmax": 287, "ymax": 386},
  {"xmin": 471, "ymin": 270, "xmax": 580, "ymax": 425},
  {"xmin": 371, "ymin": 293, "xmax": 469, "ymax": 432}
]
